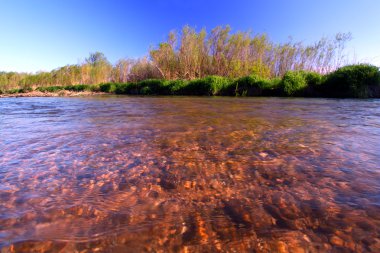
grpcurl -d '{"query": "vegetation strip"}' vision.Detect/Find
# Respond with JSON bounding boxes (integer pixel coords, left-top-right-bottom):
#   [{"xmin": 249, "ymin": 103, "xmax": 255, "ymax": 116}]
[{"xmin": 1, "ymin": 64, "xmax": 379, "ymax": 98}]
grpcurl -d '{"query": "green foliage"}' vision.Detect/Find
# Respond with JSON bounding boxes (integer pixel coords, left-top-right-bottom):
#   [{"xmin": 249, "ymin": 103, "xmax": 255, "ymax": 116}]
[
  {"xmin": 322, "ymin": 64, "xmax": 380, "ymax": 98},
  {"xmin": 111, "ymin": 79, "xmax": 187, "ymax": 95},
  {"xmin": 99, "ymin": 82, "xmax": 135, "ymax": 94},
  {"xmin": 90, "ymin": 84, "xmax": 101, "ymax": 92},
  {"xmin": 303, "ymin": 72, "xmax": 323, "ymax": 87},
  {"xmin": 37, "ymin": 85, "xmax": 95, "ymax": 93},
  {"xmin": 18, "ymin": 87, "xmax": 33, "ymax": 93},
  {"xmin": 222, "ymin": 75, "xmax": 281, "ymax": 96},
  {"xmin": 1, "ymin": 61, "xmax": 379, "ymax": 99},
  {"xmin": 116, "ymin": 83, "xmax": 138, "ymax": 94},
  {"xmin": 166, "ymin": 80, "xmax": 187, "ymax": 95},
  {"xmin": 282, "ymin": 71, "xmax": 308, "ymax": 96},
  {"xmin": 178, "ymin": 76, "xmax": 230, "ymax": 95},
  {"xmin": 137, "ymin": 79, "xmax": 168, "ymax": 95},
  {"xmin": 261, "ymin": 78, "xmax": 283, "ymax": 96},
  {"xmin": 37, "ymin": 86, "xmax": 64, "ymax": 92},
  {"xmin": 177, "ymin": 79, "xmax": 207, "ymax": 95},
  {"xmin": 99, "ymin": 83, "xmax": 117, "ymax": 93},
  {"xmin": 6, "ymin": 88, "xmax": 19, "ymax": 94},
  {"xmin": 300, "ymin": 71, "xmax": 324, "ymax": 97},
  {"xmin": 207, "ymin": 76, "xmax": 232, "ymax": 95},
  {"xmin": 64, "ymin": 84, "xmax": 91, "ymax": 92}
]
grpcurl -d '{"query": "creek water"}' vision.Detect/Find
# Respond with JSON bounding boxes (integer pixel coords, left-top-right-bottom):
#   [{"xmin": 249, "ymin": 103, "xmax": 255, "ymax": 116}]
[{"xmin": 0, "ymin": 96, "xmax": 379, "ymax": 252}]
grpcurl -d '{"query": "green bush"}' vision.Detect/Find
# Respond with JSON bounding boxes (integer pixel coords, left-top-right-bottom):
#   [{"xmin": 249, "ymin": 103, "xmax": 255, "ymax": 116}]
[
  {"xmin": 166, "ymin": 80, "xmax": 187, "ymax": 95},
  {"xmin": 64, "ymin": 84, "xmax": 91, "ymax": 92},
  {"xmin": 99, "ymin": 83, "xmax": 117, "ymax": 93},
  {"xmin": 282, "ymin": 71, "xmax": 308, "ymax": 96},
  {"xmin": 4, "ymin": 87, "xmax": 33, "ymax": 94},
  {"xmin": 36, "ymin": 86, "xmax": 64, "ymax": 92},
  {"xmin": 137, "ymin": 79, "xmax": 168, "ymax": 95},
  {"xmin": 304, "ymin": 72, "xmax": 323, "ymax": 87},
  {"xmin": 299, "ymin": 71, "xmax": 324, "ymax": 97},
  {"xmin": 18, "ymin": 87, "xmax": 33, "ymax": 93},
  {"xmin": 262, "ymin": 78, "xmax": 283, "ymax": 96},
  {"xmin": 113, "ymin": 83, "xmax": 127, "ymax": 94},
  {"xmin": 322, "ymin": 64, "xmax": 380, "ymax": 98},
  {"xmin": 207, "ymin": 76, "xmax": 231, "ymax": 95},
  {"xmin": 222, "ymin": 75, "xmax": 281, "ymax": 96},
  {"xmin": 115, "ymin": 83, "xmax": 140, "ymax": 94},
  {"xmin": 6, "ymin": 88, "xmax": 22, "ymax": 94},
  {"xmin": 178, "ymin": 76, "xmax": 230, "ymax": 95},
  {"xmin": 90, "ymin": 84, "xmax": 101, "ymax": 92},
  {"xmin": 101, "ymin": 80, "xmax": 168, "ymax": 95},
  {"xmin": 36, "ymin": 85, "xmax": 98, "ymax": 93}
]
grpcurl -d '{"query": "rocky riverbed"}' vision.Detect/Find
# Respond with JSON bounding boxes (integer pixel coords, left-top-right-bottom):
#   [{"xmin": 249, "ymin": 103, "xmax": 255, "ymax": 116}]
[{"xmin": 0, "ymin": 97, "xmax": 379, "ymax": 252}]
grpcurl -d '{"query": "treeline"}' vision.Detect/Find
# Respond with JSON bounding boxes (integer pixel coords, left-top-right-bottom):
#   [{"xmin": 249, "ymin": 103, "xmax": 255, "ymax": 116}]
[
  {"xmin": 5, "ymin": 64, "xmax": 379, "ymax": 98},
  {"xmin": 150, "ymin": 26, "xmax": 351, "ymax": 79},
  {"xmin": 0, "ymin": 54, "xmax": 157, "ymax": 91},
  {"xmin": 99, "ymin": 64, "xmax": 380, "ymax": 98},
  {"xmin": 0, "ymin": 25, "xmax": 355, "ymax": 93}
]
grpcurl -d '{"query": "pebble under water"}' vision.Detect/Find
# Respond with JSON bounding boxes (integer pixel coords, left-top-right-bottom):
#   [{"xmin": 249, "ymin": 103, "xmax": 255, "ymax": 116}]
[{"xmin": 0, "ymin": 96, "xmax": 379, "ymax": 252}]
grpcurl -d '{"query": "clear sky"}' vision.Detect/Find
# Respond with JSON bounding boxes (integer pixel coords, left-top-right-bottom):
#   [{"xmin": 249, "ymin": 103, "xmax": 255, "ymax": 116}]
[{"xmin": 1, "ymin": 0, "xmax": 379, "ymax": 73}]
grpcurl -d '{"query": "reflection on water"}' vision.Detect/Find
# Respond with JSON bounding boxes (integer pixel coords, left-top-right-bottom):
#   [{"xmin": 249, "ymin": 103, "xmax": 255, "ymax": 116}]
[{"xmin": 0, "ymin": 96, "xmax": 379, "ymax": 252}]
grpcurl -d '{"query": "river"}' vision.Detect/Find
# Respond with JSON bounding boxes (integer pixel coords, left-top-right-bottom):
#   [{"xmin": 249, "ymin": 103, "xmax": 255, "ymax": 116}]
[{"xmin": 0, "ymin": 96, "xmax": 379, "ymax": 252}]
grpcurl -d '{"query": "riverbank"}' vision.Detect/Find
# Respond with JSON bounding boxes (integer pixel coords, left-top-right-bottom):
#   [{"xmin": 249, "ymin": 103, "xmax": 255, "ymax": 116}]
[
  {"xmin": 0, "ymin": 90, "xmax": 105, "ymax": 98},
  {"xmin": 1, "ymin": 64, "xmax": 379, "ymax": 98}
]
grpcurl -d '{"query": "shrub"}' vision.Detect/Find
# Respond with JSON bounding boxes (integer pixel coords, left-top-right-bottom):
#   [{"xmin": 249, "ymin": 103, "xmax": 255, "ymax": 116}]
[
  {"xmin": 7, "ymin": 88, "xmax": 22, "ymax": 94},
  {"xmin": 90, "ymin": 84, "xmax": 101, "ymax": 92},
  {"xmin": 322, "ymin": 64, "xmax": 380, "ymax": 98},
  {"xmin": 106, "ymin": 80, "xmax": 169, "ymax": 95},
  {"xmin": 18, "ymin": 87, "xmax": 33, "ymax": 93},
  {"xmin": 113, "ymin": 83, "xmax": 127, "ymax": 94},
  {"xmin": 179, "ymin": 76, "xmax": 230, "ymax": 95},
  {"xmin": 137, "ymin": 79, "xmax": 168, "ymax": 95},
  {"xmin": 299, "ymin": 71, "xmax": 324, "ymax": 97},
  {"xmin": 206, "ymin": 76, "xmax": 231, "ymax": 95},
  {"xmin": 119, "ymin": 83, "xmax": 140, "ymax": 94},
  {"xmin": 261, "ymin": 78, "xmax": 283, "ymax": 96},
  {"xmin": 64, "ymin": 84, "xmax": 91, "ymax": 92},
  {"xmin": 304, "ymin": 72, "xmax": 323, "ymax": 87},
  {"xmin": 223, "ymin": 75, "xmax": 280, "ymax": 96},
  {"xmin": 166, "ymin": 80, "xmax": 187, "ymax": 95},
  {"xmin": 36, "ymin": 86, "xmax": 64, "ymax": 92},
  {"xmin": 282, "ymin": 71, "xmax": 308, "ymax": 96},
  {"xmin": 99, "ymin": 83, "xmax": 117, "ymax": 93}
]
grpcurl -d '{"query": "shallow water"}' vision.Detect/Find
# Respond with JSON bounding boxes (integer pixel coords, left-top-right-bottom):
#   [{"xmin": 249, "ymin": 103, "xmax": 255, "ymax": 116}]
[{"xmin": 0, "ymin": 96, "xmax": 379, "ymax": 252}]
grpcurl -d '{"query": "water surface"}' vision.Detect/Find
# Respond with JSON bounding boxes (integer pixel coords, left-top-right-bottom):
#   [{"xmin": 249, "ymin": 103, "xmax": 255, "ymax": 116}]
[{"xmin": 0, "ymin": 96, "xmax": 379, "ymax": 252}]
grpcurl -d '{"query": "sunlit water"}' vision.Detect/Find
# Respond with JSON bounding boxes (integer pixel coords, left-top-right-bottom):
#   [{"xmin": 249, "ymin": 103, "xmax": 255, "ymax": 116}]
[{"xmin": 0, "ymin": 96, "xmax": 379, "ymax": 252}]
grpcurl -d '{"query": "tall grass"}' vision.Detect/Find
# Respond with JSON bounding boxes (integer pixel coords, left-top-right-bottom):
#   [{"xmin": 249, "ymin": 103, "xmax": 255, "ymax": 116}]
[{"xmin": 3, "ymin": 64, "xmax": 380, "ymax": 98}]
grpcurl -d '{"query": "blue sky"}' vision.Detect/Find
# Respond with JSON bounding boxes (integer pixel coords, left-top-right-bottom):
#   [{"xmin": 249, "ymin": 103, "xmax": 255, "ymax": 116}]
[{"xmin": 1, "ymin": 0, "xmax": 379, "ymax": 73}]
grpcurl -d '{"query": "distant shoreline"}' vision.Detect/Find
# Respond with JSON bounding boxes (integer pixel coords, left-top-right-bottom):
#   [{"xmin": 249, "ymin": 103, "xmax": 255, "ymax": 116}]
[
  {"xmin": 1, "ymin": 64, "xmax": 380, "ymax": 99},
  {"xmin": 0, "ymin": 90, "xmax": 105, "ymax": 98}
]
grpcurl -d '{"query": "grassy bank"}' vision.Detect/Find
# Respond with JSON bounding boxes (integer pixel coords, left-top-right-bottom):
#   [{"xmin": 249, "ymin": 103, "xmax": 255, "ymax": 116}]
[{"xmin": 1, "ymin": 64, "xmax": 379, "ymax": 98}]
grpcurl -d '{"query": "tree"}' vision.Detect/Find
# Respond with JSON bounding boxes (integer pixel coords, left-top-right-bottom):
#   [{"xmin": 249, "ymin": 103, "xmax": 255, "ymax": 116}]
[{"xmin": 84, "ymin": 52, "xmax": 112, "ymax": 84}]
